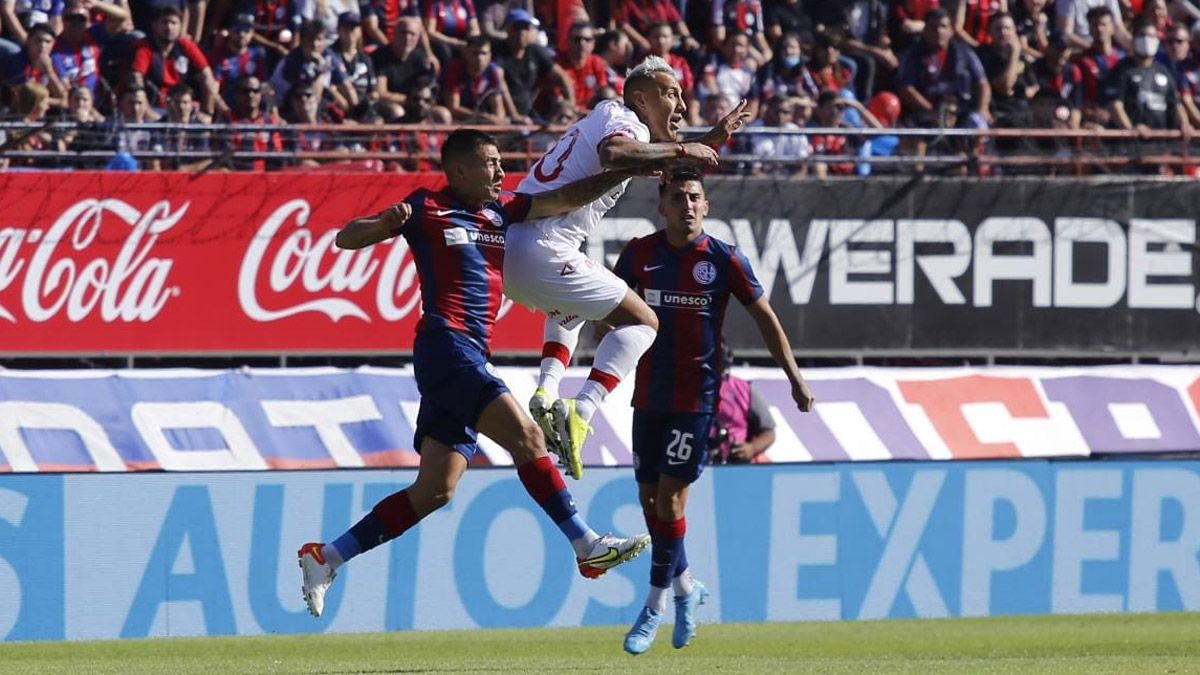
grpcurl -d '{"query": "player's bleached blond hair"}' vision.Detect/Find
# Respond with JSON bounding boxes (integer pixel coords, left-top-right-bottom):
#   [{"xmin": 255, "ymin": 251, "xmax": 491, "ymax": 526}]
[{"xmin": 626, "ymin": 55, "xmax": 675, "ymax": 82}]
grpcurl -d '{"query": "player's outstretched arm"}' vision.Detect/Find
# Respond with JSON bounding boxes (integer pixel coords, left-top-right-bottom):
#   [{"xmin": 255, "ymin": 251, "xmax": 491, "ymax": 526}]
[
  {"xmin": 689, "ymin": 98, "xmax": 754, "ymax": 147},
  {"xmin": 526, "ymin": 166, "xmax": 656, "ymax": 219},
  {"xmin": 598, "ymin": 135, "xmax": 718, "ymax": 170},
  {"xmin": 335, "ymin": 203, "xmax": 412, "ymax": 250},
  {"xmin": 745, "ymin": 295, "xmax": 816, "ymax": 412}
]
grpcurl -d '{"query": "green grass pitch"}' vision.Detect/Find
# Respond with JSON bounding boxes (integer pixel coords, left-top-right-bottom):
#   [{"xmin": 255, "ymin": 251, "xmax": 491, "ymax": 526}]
[{"xmin": 2, "ymin": 613, "xmax": 1198, "ymax": 674}]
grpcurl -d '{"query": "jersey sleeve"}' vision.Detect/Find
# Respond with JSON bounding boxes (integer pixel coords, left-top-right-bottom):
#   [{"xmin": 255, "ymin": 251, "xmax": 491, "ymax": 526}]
[
  {"xmin": 598, "ymin": 101, "xmax": 651, "ymax": 147},
  {"xmin": 130, "ymin": 41, "xmax": 152, "ymax": 74},
  {"xmin": 612, "ymin": 239, "xmax": 639, "ymax": 288},
  {"xmin": 181, "ymin": 38, "xmax": 210, "ymax": 70},
  {"xmin": 497, "ymin": 191, "xmax": 532, "ymax": 225},
  {"xmin": 729, "ymin": 248, "xmax": 764, "ymax": 305}
]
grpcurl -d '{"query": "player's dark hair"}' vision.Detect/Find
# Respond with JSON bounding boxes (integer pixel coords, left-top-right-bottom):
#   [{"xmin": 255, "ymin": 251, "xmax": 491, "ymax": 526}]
[
  {"xmin": 465, "ymin": 34, "xmax": 491, "ymax": 51},
  {"xmin": 441, "ymin": 129, "xmax": 498, "ymax": 168},
  {"xmin": 925, "ymin": 7, "xmax": 949, "ymax": 25},
  {"xmin": 658, "ymin": 165, "xmax": 705, "ymax": 194}
]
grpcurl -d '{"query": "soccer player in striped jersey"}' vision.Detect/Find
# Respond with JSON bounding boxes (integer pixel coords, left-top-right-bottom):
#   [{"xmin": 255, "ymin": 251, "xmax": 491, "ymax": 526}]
[
  {"xmin": 297, "ymin": 129, "xmax": 658, "ymax": 618},
  {"xmin": 613, "ymin": 166, "xmax": 815, "ymax": 653}
]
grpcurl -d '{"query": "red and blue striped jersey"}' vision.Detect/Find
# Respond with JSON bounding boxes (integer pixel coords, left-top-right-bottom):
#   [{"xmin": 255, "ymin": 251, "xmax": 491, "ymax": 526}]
[
  {"xmin": 614, "ymin": 230, "xmax": 763, "ymax": 413},
  {"xmin": 393, "ymin": 187, "xmax": 531, "ymax": 352}
]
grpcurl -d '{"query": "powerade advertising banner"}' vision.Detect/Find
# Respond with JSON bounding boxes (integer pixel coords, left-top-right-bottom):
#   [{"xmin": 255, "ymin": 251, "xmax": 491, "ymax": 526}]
[
  {"xmin": 2, "ymin": 173, "xmax": 1198, "ymax": 355},
  {"xmin": 2, "ymin": 365, "xmax": 1200, "ymax": 473},
  {"xmin": 4, "ymin": 460, "xmax": 1200, "ymax": 641},
  {"xmin": 596, "ymin": 177, "xmax": 1200, "ymax": 354}
]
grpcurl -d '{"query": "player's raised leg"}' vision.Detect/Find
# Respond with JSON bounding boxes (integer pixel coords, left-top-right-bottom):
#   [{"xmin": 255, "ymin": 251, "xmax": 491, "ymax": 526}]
[
  {"xmin": 530, "ymin": 319, "xmax": 582, "ymax": 460},
  {"xmin": 477, "ymin": 392, "xmax": 650, "ymax": 578},
  {"xmin": 553, "ymin": 289, "xmax": 658, "ymax": 475},
  {"xmin": 299, "ymin": 437, "xmax": 467, "ymax": 617}
]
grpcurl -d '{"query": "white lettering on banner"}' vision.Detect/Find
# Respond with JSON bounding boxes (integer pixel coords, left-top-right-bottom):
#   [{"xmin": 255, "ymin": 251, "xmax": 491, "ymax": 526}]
[
  {"xmin": 1051, "ymin": 470, "xmax": 1123, "ymax": 613},
  {"xmin": 766, "ymin": 472, "xmax": 840, "ymax": 620},
  {"xmin": 260, "ymin": 396, "xmax": 383, "ymax": 468},
  {"xmin": 960, "ymin": 470, "xmax": 1046, "ymax": 616},
  {"xmin": 238, "ymin": 200, "xmax": 426, "ymax": 323},
  {"xmin": 0, "ymin": 199, "xmax": 180, "ymax": 323},
  {"xmin": 829, "ymin": 221, "xmax": 894, "ymax": 304},
  {"xmin": 1054, "ymin": 219, "xmax": 1126, "ymax": 308},
  {"xmin": 853, "ymin": 471, "xmax": 949, "ymax": 618},
  {"xmin": 0, "ymin": 402, "xmax": 126, "ymax": 471},
  {"xmin": 1128, "ymin": 220, "xmax": 1196, "ymax": 309},
  {"xmin": 0, "ymin": 488, "xmax": 29, "ymax": 637},
  {"xmin": 131, "ymin": 402, "xmax": 268, "ymax": 471},
  {"xmin": 973, "ymin": 218, "xmax": 1053, "ymax": 308},
  {"xmin": 896, "ymin": 220, "xmax": 971, "ymax": 305},
  {"xmin": 596, "ymin": 216, "xmax": 1195, "ymax": 310},
  {"xmin": 1128, "ymin": 469, "xmax": 1200, "ymax": 610}
]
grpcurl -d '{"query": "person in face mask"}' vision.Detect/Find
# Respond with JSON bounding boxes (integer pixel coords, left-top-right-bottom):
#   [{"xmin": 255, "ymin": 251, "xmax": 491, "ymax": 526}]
[{"xmin": 1107, "ymin": 18, "xmax": 1187, "ymax": 133}]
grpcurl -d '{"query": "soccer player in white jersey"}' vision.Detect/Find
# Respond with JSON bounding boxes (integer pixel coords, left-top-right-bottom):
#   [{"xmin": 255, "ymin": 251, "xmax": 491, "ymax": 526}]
[{"xmin": 505, "ymin": 56, "xmax": 751, "ymax": 480}]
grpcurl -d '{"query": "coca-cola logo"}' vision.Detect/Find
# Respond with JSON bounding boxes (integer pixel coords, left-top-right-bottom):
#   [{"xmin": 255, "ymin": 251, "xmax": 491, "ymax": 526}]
[
  {"xmin": 238, "ymin": 199, "xmax": 422, "ymax": 322},
  {"xmin": 0, "ymin": 199, "xmax": 181, "ymax": 323},
  {"xmin": 238, "ymin": 199, "xmax": 516, "ymax": 323}
]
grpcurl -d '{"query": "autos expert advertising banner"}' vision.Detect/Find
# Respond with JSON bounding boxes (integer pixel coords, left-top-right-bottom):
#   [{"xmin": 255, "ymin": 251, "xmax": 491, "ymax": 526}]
[
  {"xmin": 2, "ymin": 365, "xmax": 1200, "ymax": 473},
  {"xmin": 5, "ymin": 460, "xmax": 1200, "ymax": 640},
  {"xmin": 596, "ymin": 177, "xmax": 1200, "ymax": 354},
  {"xmin": 0, "ymin": 171, "xmax": 546, "ymax": 353}
]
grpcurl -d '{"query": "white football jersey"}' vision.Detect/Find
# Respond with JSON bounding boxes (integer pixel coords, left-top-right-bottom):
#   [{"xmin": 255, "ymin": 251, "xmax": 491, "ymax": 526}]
[{"xmin": 515, "ymin": 99, "xmax": 651, "ymax": 248}]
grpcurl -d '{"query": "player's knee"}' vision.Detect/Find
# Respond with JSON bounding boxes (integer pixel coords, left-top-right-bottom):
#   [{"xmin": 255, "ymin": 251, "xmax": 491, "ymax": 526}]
[{"xmin": 428, "ymin": 486, "xmax": 456, "ymax": 510}]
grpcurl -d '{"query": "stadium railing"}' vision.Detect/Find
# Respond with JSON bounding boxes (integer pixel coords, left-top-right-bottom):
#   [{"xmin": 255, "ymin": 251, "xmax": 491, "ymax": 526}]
[{"xmin": 1, "ymin": 122, "xmax": 1196, "ymax": 174}]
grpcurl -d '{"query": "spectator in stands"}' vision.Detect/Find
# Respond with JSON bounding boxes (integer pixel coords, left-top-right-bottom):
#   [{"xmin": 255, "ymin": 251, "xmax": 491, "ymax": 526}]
[
  {"xmin": 612, "ymin": 0, "xmax": 689, "ymax": 55},
  {"xmin": 10, "ymin": 81, "xmax": 53, "ymax": 164},
  {"xmin": 596, "ymin": 29, "xmax": 631, "ymax": 92},
  {"xmin": 331, "ymin": 11, "xmax": 377, "ymax": 118},
  {"xmin": 1161, "ymin": 22, "xmax": 1200, "ymax": 128},
  {"xmin": 0, "ymin": 0, "xmax": 28, "ymax": 52},
  {"xmin": 56, "ymin": 84, "xmax": 106, "ymax": 161},
  {"xmin": 804, "ymin": 32, "xmax": 855, "ymax": 98},
  {"xmin": 897, "ymin": 8, "xmax": 991, "ymax": 128},
  {"xmin": 233, "ymin": 0, "xmax": 302, "ymax": 58},
  {"xmin": 980, "ymin": 12, "xmax": 1037, "ymax": 131},
  {"xmin": 20, "ymin": 0, "xmax": 65, "ymax": 35},
  {"xmin": 1057, "ymin": 0, "xmax": 1132, "ymax": 52},
  {"xmin": 395, "ymin": 81, "xmax": 449, "ymax": 170},
  {"xmin": 889, "ymin": 0, "xmax": 939, "ymax": 53},
  {"xmin": 644, "ymin": 22, "xmax": 699, "ymax": 124},
  {"xmin": 299, "ymin": 0, "xmax": 360, "ymax": 41},
  {"xmin": 131, "ymin": 0, "xmax": 196, "ymax": 37},
  {"xmin": 131, "ymin": 6, "xmax": 225, "ymax": 115},
  {"xmin": 51, "ymin": 1, "xmax": 123, "ymax": 99},
  {"xmin": 441, "ymin": 33, "xmax": 510, "ymax": 122},
  {"xmin": 700, "ymin": 31, "xmax": 761, "ymax": 120},
  {"xmin": 747, "ymin": 93, "xmax": 812, "ymax": 174},
  {"xmin": 557, "ymin": 21, "xmax": 607, "ymax": 114},
  {"xmin": 1108, "ymin": 18, "xmax": 1186, "ymax": 131},
  {"xmin": 954, "ymin": 0, "xmax": 1006, "ymax": 49},
  {"xmin": 3, "ymin": 23, "xmax": 67, "ymax": 106},
  {"xmin": 159, "ymin": 82, "xmax": 211, "ymax": 169},
  {"xmin": 221, "ymin": 74, "xmax": 284, "ymax": 170},
  {"xmin": 207, "ymin": 12, "xmax": 270, "ymax": 106},
  {"xmin": 359, "ymin": 0, "xmax": 420, "ymax": 47},
  {"xmin": 1031, "ymin": 33, "xmax": 1083, "ymax": 129},
  {"xmin": 764, "ymin": 0, "xmax": 813, "ymax": 45},
  {"xmin": 492, "ymin": 9, "xmax": 570, "ymax": 123},
  {"xmin": 816, "ymin": 1, "xmax": 896, "ymax": 101},
  {"xmin": 269, "ymin": 19, "xmax": 352, "ymax": 114},
  {"xmin": 1012, "ymin": 0, "xmax": 1051, "ymax": 57},
  {"xmin": 711, "ymin": 0, "xmax": 770, "ymax": 65},
  {"xmin": 113, "ymin": 84, "xmax": 163, "ymax": 170},
  {"xmin": 373, "ymin": 15, "xmax": 438, "ymax": 120},
  {"xmin": 1140, "ymin": 0, "xmax": 1171, "ymax": 40},
  {"xmin": 423, "ymin": 0, "xmax": 479, "ymax": 63},
  {"xmin": 1074, "ymin": 6, "xmax": 1124, "ymax": 128},
  {"xmin": 758, "ymin": 32, "xmax": 817, "ymax": 103}
]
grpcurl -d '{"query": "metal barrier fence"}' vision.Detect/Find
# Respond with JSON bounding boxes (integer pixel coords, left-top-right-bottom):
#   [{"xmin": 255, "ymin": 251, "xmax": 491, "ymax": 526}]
[{"xmin": 1, "ymin": 122, "xmax": 1197, "ymax": 174}]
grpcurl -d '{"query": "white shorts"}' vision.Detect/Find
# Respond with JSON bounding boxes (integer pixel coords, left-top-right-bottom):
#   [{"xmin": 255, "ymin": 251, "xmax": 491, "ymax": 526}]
[{"xmin": 503, "ymin": 225, "xmax": 628, "ymax": 330}]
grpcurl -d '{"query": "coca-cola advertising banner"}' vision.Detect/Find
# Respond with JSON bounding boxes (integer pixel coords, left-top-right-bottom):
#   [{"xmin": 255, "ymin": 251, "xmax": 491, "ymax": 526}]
[
  {"xmin": 2, "ymin": 365, "xmax": 1199, "ymax": 472},
  {"xmin": 0, "ymin": 172, "xmax": 545, "ymax": 353},
  {"xmin": 594, "ymin": 177, "xmax": 1200, "ymax": 355}
]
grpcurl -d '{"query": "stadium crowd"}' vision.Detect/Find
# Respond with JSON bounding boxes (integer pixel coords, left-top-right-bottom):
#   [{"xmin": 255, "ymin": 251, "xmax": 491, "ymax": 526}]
[{"xmin": 2, "ymin": 0, "xmax": 1199, "ymax": 172}]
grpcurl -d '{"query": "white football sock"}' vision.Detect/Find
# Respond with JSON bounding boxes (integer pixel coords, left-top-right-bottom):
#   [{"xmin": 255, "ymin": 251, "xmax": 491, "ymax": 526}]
[
  {"xmin": 321, "ymin": 543, "xmax": 344, "ymax": 571},
  {"xmin": 576, "ymin": 323, "xmax": 656, "ymax": 421},
  {"xmin": 536, "ymin": 321, "xmax": 581, "ymax": 399},
  {"xmin": 673, "ymin": 567, "xmax": 695, "ymax": 597},
  {"xmin": 645, "ymin": 585, "xmax": 670, "ymax": 613}
]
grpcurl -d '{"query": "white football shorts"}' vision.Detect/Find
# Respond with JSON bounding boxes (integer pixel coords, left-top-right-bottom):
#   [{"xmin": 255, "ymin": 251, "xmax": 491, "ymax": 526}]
[{"xmin": 503, "ymin": 225, "xmax": 628, "ymax": 329}]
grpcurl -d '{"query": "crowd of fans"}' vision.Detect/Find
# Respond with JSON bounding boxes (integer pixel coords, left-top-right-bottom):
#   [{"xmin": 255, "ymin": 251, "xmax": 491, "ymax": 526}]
[{"xmin": 2, "ymin": 0, "xmax": 1199, "ymax": 173}]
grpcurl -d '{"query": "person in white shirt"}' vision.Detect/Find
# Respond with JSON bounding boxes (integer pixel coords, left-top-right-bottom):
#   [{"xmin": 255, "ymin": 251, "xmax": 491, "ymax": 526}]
[{"xmin": 504, "ymin": 55, "xmax": 750, "ymax": 481}]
